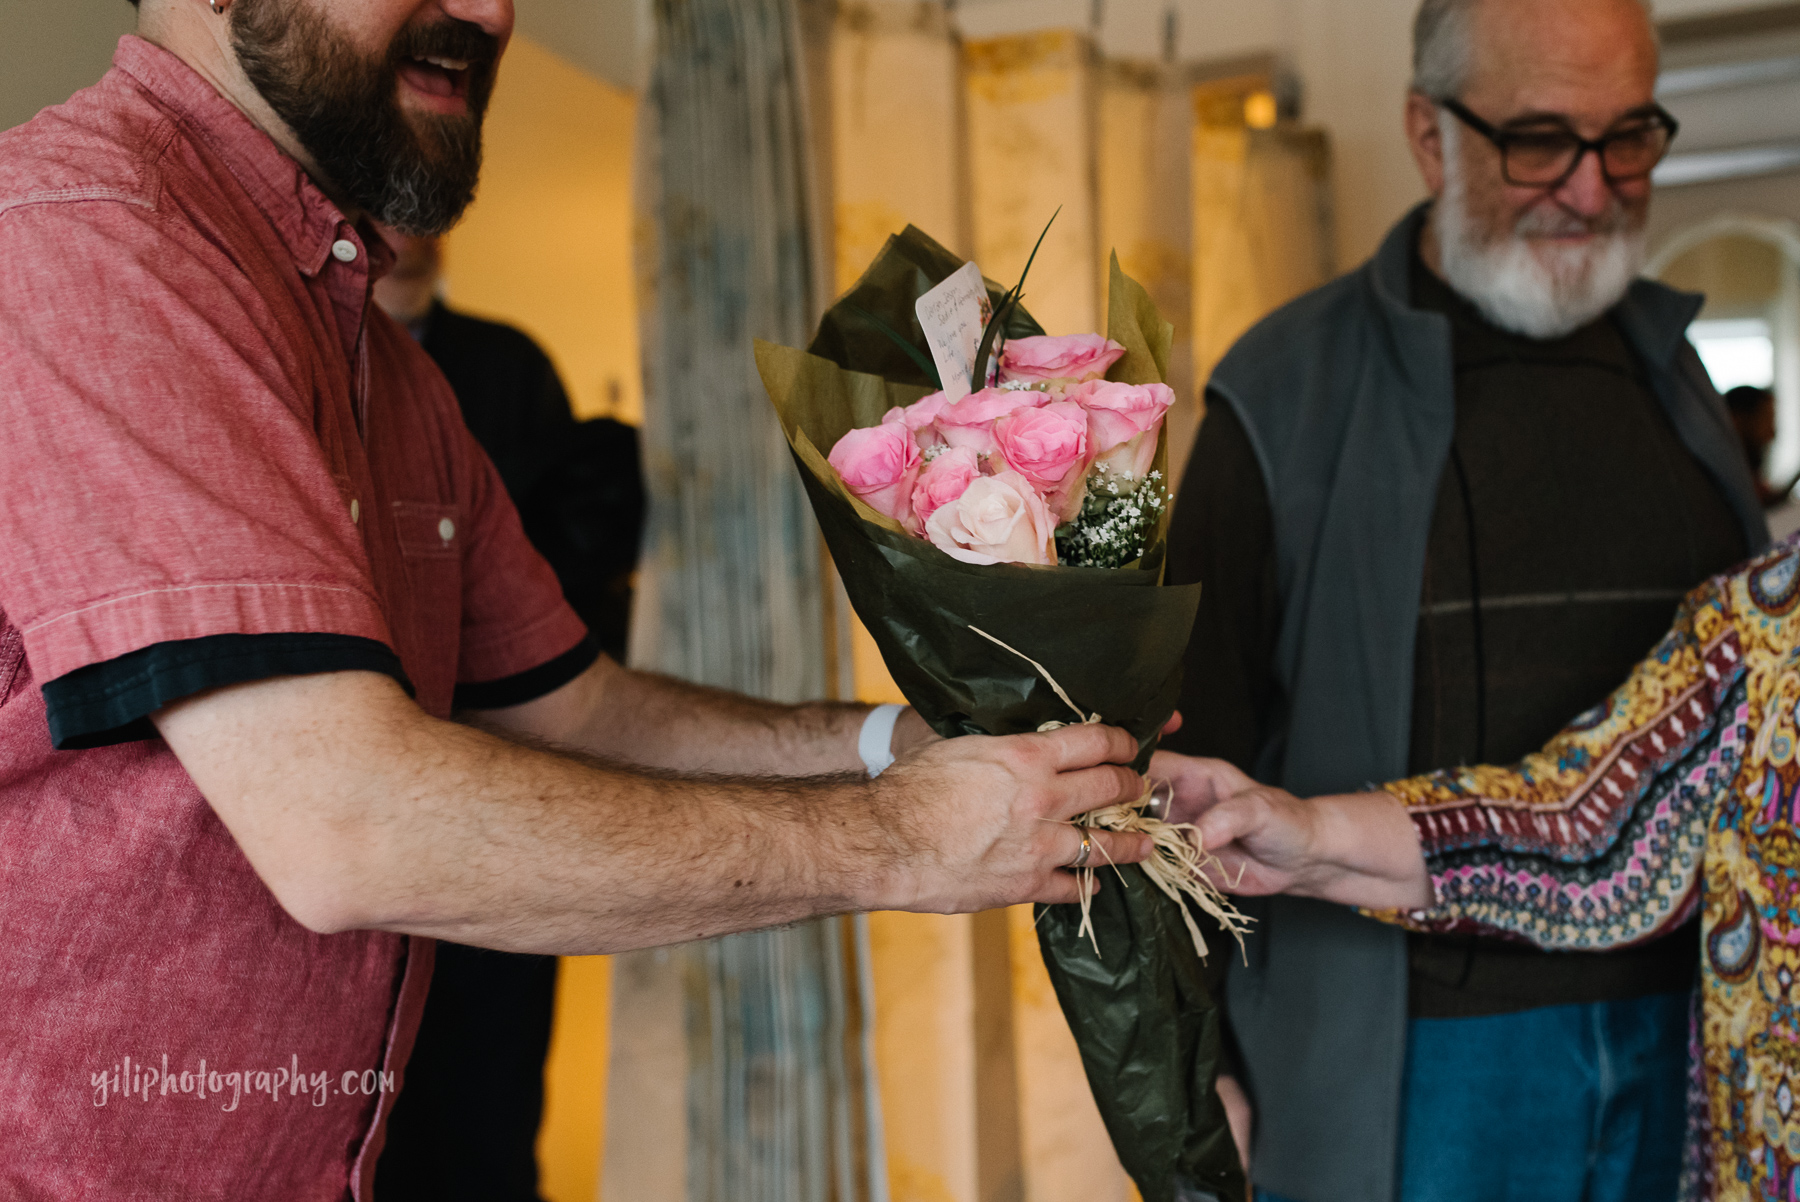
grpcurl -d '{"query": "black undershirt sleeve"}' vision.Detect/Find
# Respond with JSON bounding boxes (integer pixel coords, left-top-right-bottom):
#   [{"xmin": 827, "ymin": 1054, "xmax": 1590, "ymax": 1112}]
[
  {"xmin": 44, "ymin": 630, "xmax": 603, "ymax": 749},
  {"xmin": 1162, "ymin": 398, "xmax": 1284, "ymax": 774},
  {"xmin": 452, "ymin": 634, "xmax": 601, "ymax": 712},
  {"xmin": 44, "ymin": 632, "xmax": 410, "ymax": 750}
]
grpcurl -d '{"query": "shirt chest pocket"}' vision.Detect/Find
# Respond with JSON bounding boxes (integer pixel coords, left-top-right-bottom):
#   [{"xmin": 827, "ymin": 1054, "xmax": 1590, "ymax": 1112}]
[
  {"xmin": 389, "ymin": 500, "xmax": 463, "ymax": 715},
  {"xmin": 393, "ymin": 500, "xmax": 462, "ymax": 560}
]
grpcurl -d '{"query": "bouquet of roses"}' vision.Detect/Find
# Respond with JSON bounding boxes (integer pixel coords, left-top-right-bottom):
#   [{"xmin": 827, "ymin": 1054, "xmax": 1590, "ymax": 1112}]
[
  {"xmin": 755, "ymin": 226, "xmax": 1245, "ymax": 1202},
  {"xmin": 826, "ymin": 335, "xmax": 1174, "ymax": 572}
]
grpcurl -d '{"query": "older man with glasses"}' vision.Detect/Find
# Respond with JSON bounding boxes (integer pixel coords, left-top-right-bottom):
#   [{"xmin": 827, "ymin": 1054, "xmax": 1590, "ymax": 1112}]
[{"xmin": 1162, "ymin": 0, "xmax": 1764, "ymax": 1199}]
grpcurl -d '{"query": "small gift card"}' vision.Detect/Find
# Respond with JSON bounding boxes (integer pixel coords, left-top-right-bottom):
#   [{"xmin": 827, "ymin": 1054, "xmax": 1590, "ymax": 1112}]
[{"xmin": 915, "ymin": 260, "xmax": 994, "ymax": 403}]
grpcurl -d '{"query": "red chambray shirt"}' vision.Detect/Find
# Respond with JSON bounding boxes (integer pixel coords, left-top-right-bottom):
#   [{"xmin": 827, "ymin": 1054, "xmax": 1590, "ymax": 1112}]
[{"xmin": 0, "ymin": 37, "xmax": 588, "ymax": 1200}]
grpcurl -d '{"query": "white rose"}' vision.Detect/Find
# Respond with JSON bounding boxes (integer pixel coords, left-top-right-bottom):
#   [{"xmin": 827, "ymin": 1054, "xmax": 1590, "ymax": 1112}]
[{"xmin": 924, "ymin": 469, "xmax": 1058, "ymax": 566}]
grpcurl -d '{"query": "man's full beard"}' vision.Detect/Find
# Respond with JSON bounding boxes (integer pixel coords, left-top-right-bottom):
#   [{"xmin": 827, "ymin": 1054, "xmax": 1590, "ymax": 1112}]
[
  {"xmin": 1434, "ymin": 118, "xmax": 1647, "ymax": 341},
  {"xmin": 230, "ymin": 0, "xmax": 497, "ymax": 236}
]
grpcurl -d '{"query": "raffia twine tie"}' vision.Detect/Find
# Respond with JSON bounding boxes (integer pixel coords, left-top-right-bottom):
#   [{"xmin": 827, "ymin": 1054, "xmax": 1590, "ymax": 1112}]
[{"xmin": 968, "ymin": 626, "xmax": 1253, "ymax": 960}]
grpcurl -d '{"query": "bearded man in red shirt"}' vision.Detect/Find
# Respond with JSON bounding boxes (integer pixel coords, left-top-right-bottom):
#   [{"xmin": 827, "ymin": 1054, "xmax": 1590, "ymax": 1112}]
[{"xmin": 0, "ymin": 1, "xmax": 1153, "ymax": 1197}]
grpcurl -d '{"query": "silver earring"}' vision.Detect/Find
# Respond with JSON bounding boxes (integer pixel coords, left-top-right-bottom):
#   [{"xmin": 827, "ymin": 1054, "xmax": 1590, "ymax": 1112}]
[{"xmin": 210, "ymin": 0, "xmax": 228, "ymax": 13}]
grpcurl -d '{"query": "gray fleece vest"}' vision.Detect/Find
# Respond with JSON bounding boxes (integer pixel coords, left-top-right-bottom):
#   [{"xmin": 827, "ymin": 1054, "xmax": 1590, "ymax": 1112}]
[{"xmin": 1207, "ymin": 204, "xmax": 1767, "ymax": 1202}]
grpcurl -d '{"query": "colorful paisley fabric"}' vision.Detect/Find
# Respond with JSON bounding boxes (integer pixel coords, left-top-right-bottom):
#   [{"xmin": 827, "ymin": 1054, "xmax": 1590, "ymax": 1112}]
[{"xmin": 1380, "ymin": 538, "xmax": 1800, "ymax": 1202}]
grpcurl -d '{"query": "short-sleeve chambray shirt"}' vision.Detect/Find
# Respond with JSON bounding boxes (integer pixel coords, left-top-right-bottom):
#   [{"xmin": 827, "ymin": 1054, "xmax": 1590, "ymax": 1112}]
[{"xmin": 0, "ymin": 37, "xmax": 590, "ymax": 1200}]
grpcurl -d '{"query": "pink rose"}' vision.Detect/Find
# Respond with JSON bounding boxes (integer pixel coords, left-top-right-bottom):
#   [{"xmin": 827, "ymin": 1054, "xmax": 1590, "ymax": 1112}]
[
  {"xmin": 932, "ymin": 387, "xmax": 1046, "ymax": 458},
  {"xmin": 910, "ymin": 446, "xmax": 981, "ymax": 528},
  {"xmin": 998, "ymin": 333, "xmax": 1126, "ymax": 385},
  {"xmin": 925, "ymin": 470, "xmax": 1058, "ymax": 566},
  {"xmin": 828, "ymin": 421, "xmax": 923, "ymax": 529},
  {"xmin": 994, "ymin": 400, "xmax": 1091, "ymax": 522},
  {"xmin": 883, "ymin": 391, "xmax": 950, "ymax": 450},
  {"xmin": 1075, "ymin": 380, "xmax": 1174, "ymax": 481}
]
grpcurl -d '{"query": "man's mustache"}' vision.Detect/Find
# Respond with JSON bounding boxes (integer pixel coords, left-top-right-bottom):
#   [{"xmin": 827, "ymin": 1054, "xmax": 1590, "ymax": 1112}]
[
  {"xmin": 390, "ymin": 19, "xmax": 501, "ymax": 71},
  {"xmin": 1514, "ymin": 197, "xmax": 1633, "ymax": 240}
]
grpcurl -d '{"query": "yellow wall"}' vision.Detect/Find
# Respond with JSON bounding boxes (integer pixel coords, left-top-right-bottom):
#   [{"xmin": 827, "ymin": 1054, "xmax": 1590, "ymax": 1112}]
[
  {"xmin": 832, "ymin": 1, "xmax": 968, "ymax": 286},
  {"xmin": 443, "ymin": 35, "xmax": 642, "ymax": 424},
  {"xmin": 441, "ymin": 33, "xmax": 641, "ymax": 1202},
  {"xmin": 1191, "ymin": 79, "xmax": 1334, "ymax": 384},
  {"xmin": 964, "ymin": 31, "xmax": 1101, "ymax": 338},
  {"xmin": 538, "ymin": 956, "xmax": 612, "ymax": 1202}
]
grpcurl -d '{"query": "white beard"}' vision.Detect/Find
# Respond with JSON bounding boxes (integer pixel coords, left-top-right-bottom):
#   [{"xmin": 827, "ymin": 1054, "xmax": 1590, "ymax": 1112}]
[{"xmin": 1433, "ymin": 117, "xmax": 1647, "ymax": 340}]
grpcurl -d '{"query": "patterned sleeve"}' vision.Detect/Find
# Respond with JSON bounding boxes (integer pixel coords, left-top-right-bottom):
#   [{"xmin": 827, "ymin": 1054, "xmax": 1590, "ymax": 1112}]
[{"xmin": 1372, "ymin": 569, "xmax": 1756, "ymax": 951}]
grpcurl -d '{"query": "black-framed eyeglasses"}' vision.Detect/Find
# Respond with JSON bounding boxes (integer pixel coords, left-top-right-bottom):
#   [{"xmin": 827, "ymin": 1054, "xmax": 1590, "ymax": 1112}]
[{"xmin": 1435, "ymin": 96, "xmax": 1679, "ymax": 188}]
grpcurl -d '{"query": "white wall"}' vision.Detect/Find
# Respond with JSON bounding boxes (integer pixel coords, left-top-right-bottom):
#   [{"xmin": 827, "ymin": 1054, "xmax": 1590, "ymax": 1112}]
[
  {"xmin": 513, "ymin": 0, "xmax": 648, "ymax": 92},
  {"xmin": 961, "ymin": 0, "xmax": 1290, "ymax": 63},
  {"xmin": 1652, "ymin": 0, "xmax": 1772, "ymax": 17},
  {"xmin": 0, "ymin": 0, "xmax": 136, "ymax": 132}
]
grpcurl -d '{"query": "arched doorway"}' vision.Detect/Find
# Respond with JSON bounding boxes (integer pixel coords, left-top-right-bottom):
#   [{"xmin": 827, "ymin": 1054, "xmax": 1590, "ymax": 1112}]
[{"xmin": 1649, "ymin": 216, "xmax": 1800, "ymax": 534}]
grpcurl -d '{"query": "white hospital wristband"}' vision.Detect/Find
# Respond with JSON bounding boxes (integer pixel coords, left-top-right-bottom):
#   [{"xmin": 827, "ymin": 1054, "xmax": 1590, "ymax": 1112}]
[{"xmin": 858, "ymin": 704, "xmax": 906, "ymax": 778}]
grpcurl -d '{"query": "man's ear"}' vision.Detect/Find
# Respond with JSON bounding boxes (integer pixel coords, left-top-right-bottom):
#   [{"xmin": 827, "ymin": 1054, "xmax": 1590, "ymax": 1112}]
[{"xmin": 1404, "ymin": 90, "xmax": 1448, "ymax": 197}]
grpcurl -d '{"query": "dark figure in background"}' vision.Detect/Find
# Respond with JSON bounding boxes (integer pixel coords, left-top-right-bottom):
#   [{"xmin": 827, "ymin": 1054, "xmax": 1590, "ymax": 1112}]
[
  {"xmin": 371, "ymin": 229, "xmax": 645, "ymax": 1202},
  {"xmin": 376, "ymin": 231, "xmax": 645, "ymax": 662},
  {"xmin": 1723, "ymin": 384, "xmax": 1794, "ymax": 508}
]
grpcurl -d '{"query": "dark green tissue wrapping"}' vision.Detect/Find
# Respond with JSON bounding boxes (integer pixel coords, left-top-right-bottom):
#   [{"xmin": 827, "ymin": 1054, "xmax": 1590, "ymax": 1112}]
[
  {"xmin": 756, "ymin": 226, "xmax": 1243, "ymax": 1202},
  {"xmin": 1036, "ymin": 875, "xmax": 1245, "ymax": 1202}
]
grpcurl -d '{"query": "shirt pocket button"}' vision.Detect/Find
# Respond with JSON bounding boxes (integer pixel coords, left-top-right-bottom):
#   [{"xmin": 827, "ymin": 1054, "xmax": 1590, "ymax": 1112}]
[{"xmin": 392, "ymin": 501, "xmax": 461, "ymax": 559}]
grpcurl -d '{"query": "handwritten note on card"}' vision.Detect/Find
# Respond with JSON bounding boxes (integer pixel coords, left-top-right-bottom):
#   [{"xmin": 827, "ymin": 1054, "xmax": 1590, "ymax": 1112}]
[{"xmin": 915, "ymin": 261, "xmax": 994, "ymax": 403}]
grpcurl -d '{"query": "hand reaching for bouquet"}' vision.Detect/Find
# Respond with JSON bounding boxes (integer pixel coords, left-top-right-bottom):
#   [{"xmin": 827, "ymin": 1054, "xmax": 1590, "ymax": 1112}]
[{"xmin": 1147, "ymin": 753, "xmax": 1438, "ymax": 912}]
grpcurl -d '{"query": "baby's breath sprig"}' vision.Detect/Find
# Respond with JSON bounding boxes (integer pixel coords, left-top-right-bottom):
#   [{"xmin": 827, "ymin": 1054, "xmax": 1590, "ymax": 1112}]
[{"xmin": 1056, "ymin": 467, "xmax": 1167, "ymax": 569}]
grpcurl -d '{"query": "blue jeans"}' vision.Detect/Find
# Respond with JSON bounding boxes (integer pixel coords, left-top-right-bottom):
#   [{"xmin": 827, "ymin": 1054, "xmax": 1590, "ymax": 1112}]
[{"xmin": 1256, "ymin": 993, "xmax": 1690, "ymax": 1202}]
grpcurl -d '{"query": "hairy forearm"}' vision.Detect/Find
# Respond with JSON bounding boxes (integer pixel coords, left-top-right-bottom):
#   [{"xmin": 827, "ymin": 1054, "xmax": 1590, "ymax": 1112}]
[
  {"xmin": 157, "ymin": 673, "xmax": 900, "ymax": 954},
  {"xmin": 160, "ymin": 667, "xmax": 1150, "ymax": 953},
  {"xmin": 492, "ymin": 655, "xmax": 871, "ymax": 776}
]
